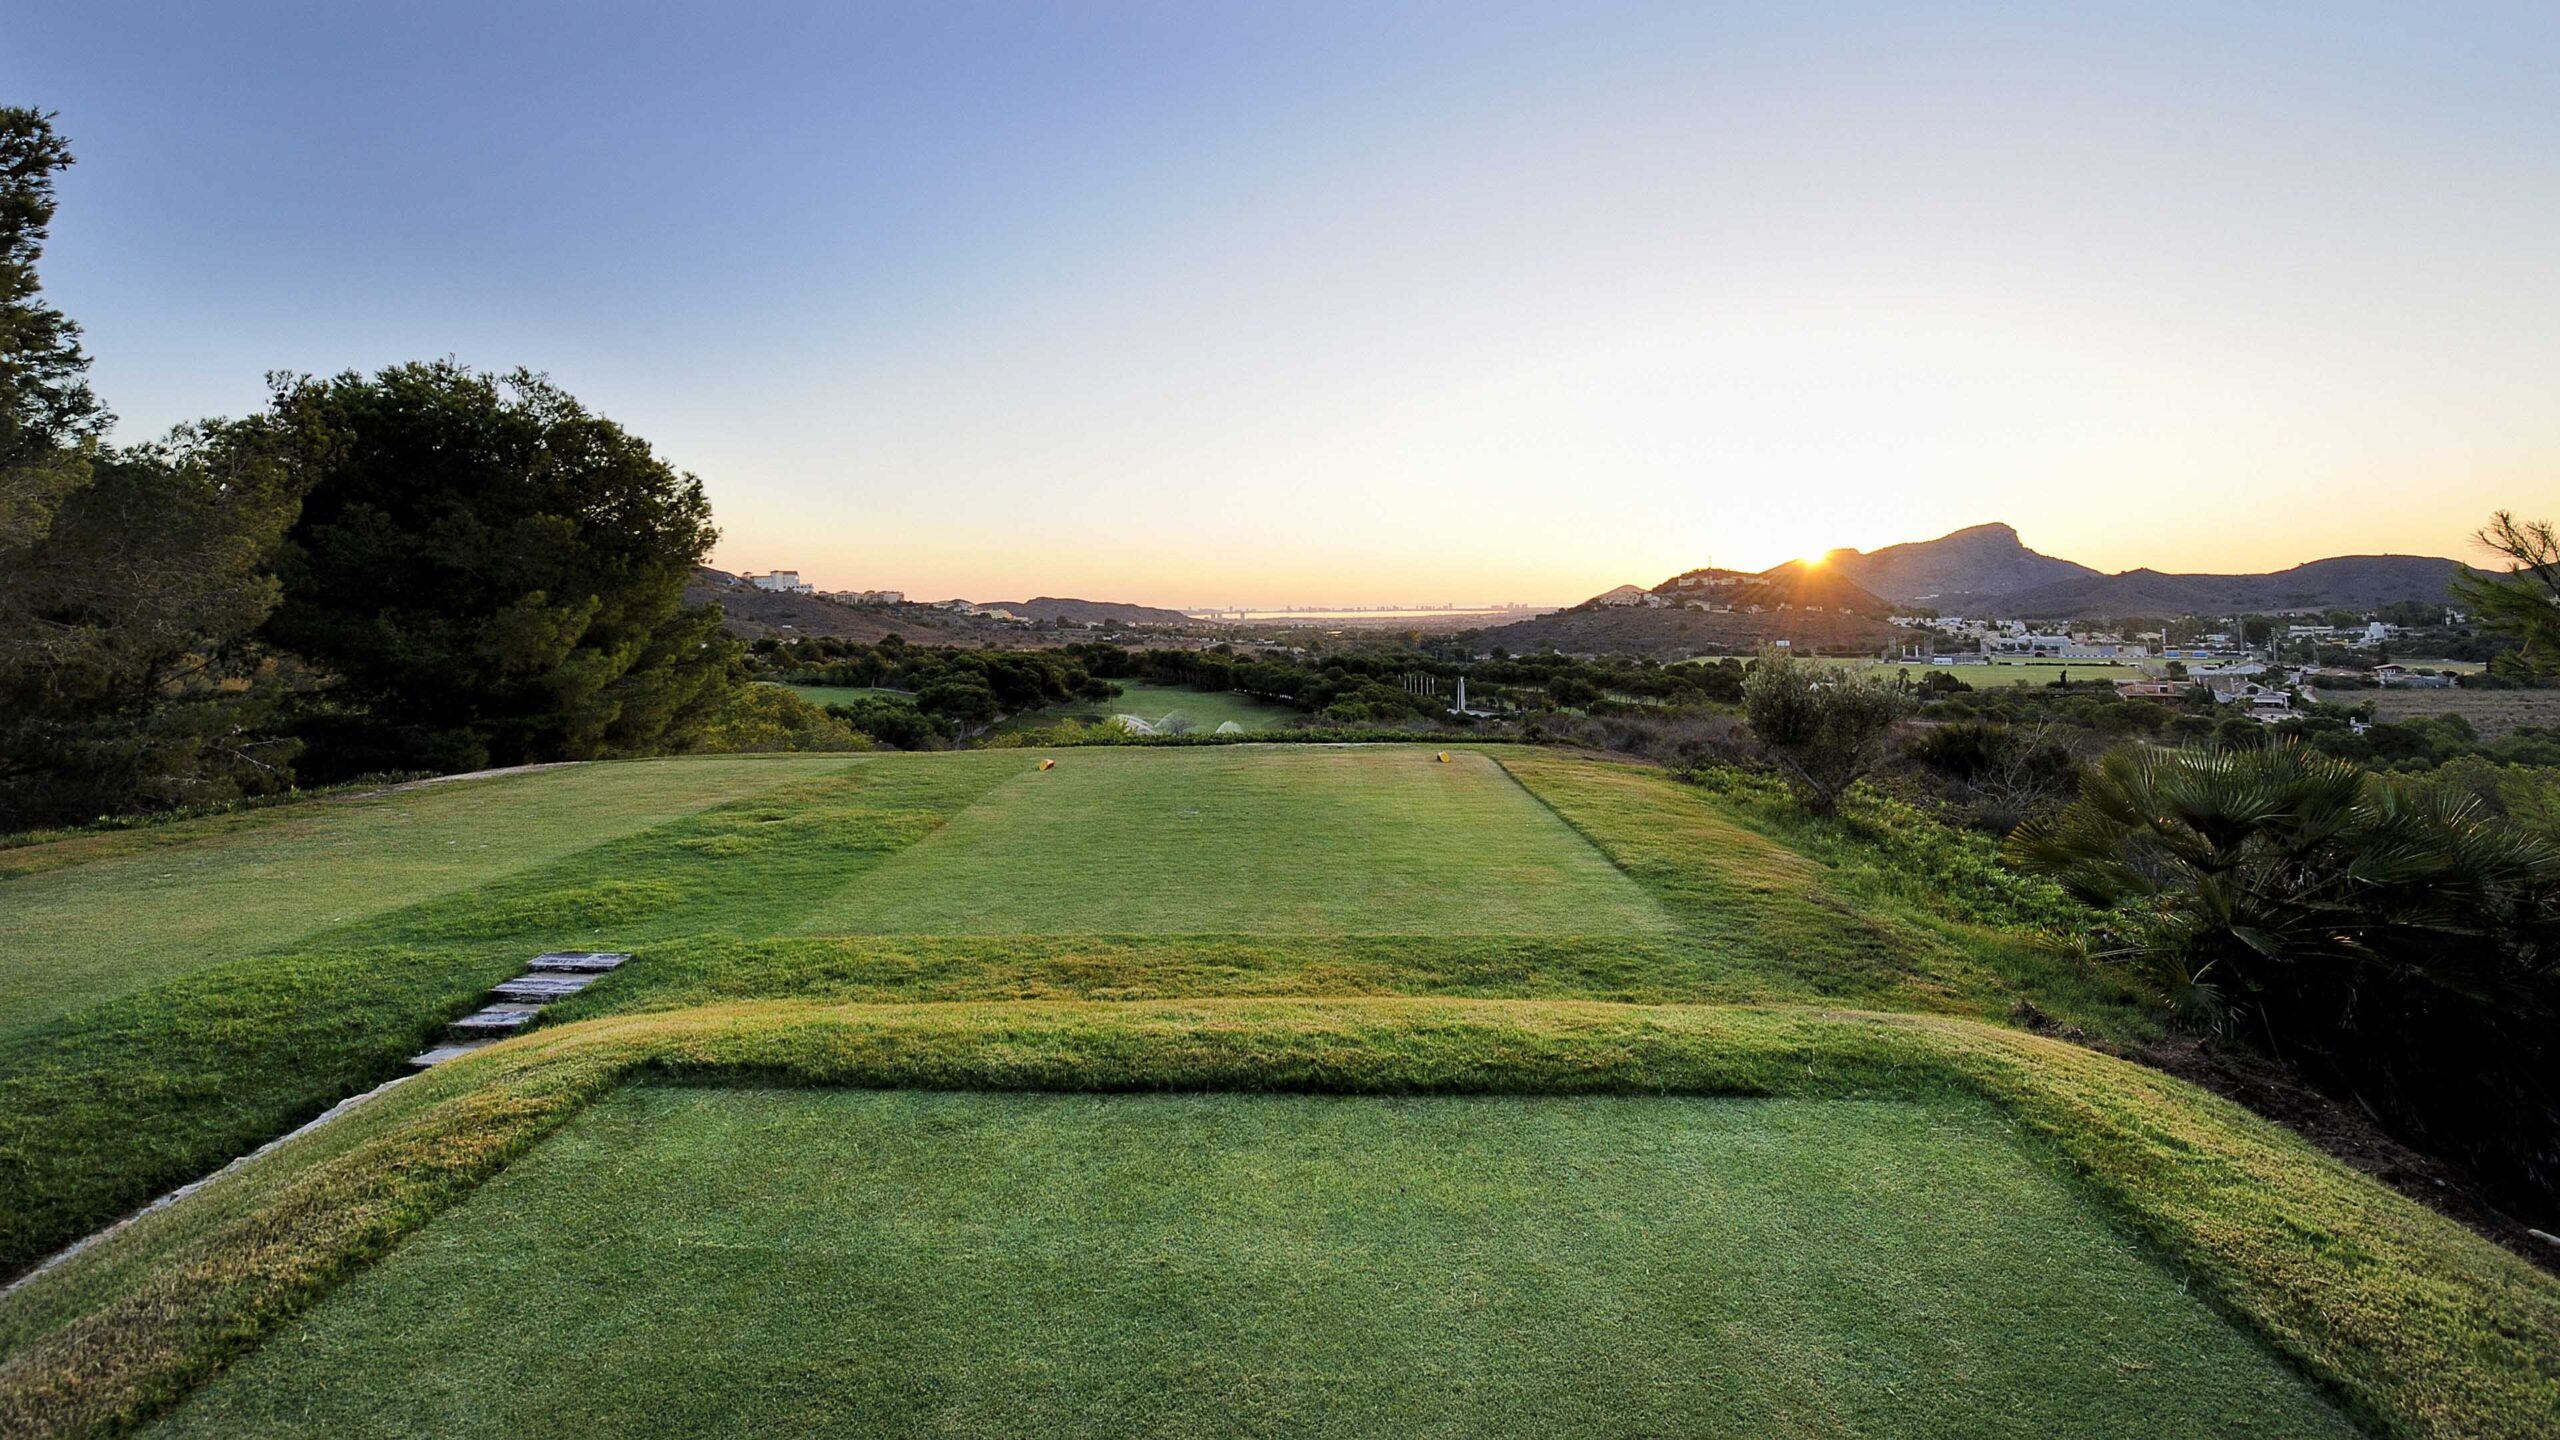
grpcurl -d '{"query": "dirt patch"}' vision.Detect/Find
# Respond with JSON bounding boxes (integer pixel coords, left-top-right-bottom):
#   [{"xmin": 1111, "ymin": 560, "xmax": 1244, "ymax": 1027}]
[{"xmin": 2366, "ymin": 687, "xmax": 2560, "ymax": 736}]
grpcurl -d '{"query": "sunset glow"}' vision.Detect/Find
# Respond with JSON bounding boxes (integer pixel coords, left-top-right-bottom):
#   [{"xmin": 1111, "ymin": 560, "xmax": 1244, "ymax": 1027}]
[{"xmin": 11, "ymin": 4, "xmax": 2556, "ymax": 606}]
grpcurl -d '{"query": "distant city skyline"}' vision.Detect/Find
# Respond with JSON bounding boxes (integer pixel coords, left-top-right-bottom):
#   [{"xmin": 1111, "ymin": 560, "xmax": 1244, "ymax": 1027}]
[{"xmin": 10, "ymin": 3, "xmax": 2556, "ymax": 608}]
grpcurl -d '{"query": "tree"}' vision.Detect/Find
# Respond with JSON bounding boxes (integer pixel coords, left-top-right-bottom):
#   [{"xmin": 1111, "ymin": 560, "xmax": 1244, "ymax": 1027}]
[
  {"xmin": 0, "ymin": 112, "xmax": 312, "ymax": 827},
  {"xmin": 0, "ymin": 109, "xmax": 102, "ymax": 573},
  {"xmin": 2007, "ymin": 744, "xmax": 2560, "ymax": 1208},
  {"xmin": 2455, "ymin": 511, "xmax": 2560, "ymax": 682},
  {"xmin": 915, "ymin": 675, "xmax": 999, "ymax": 733},
  {"xmin": 246, "ymin": 363, "xmax": 737, "ymax": 777},
  {"xmin": 0, "ymin": 110, "xmax": 103, "ymax": 468},
  {"xmin": 0, "ymin": 434, "xmax": 307, "ymax": 826},
  {"xmin": 1740, "ymin": 650, "xmax": 1913, "ymax": 815}
]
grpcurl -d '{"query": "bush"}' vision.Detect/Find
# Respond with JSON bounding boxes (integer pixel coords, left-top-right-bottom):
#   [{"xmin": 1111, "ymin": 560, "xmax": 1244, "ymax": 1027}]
[
  {"xmin": 1740, "ymin": 651, "xmax": 1913, "ymax": 815},
  {"xmin": 2007, "ymin": 743, "xmax": 2560, "ymax": 1210},
  {"xmin": 823, "ymin": 695, "xmax": 938, "ymax": 749},
  {"xmin": 1901, "ymin": 720, "xmax": 2084, "ymax": 833},
  {"xmin": 684, "ymin": 685, "xmax": 871, "ymax": 753}
]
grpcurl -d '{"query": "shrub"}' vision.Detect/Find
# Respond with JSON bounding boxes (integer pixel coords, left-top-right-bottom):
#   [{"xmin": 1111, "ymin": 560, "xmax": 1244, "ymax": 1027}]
[
  {"xmin": 684, "ymin": 685, "xmax": 870, "ymax": 753},
  {"xmin": 2007, "ymin": 743, "xmax": 2560, "ymax": 1209},
  {"xmin": 1740, "ymin": 650, "xmax": 1913, "ymax": 815},
  {"xmin": 1902, "ymin": 720, "xmax": 2084, "ymax": 833}
]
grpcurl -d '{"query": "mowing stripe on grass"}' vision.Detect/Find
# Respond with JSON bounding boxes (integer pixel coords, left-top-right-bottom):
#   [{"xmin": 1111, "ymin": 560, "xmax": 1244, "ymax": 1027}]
[
  {"xmin": 802, "ymin": 747, "xmax": 1671, "ymax": 935},
  {"xmin": 1, "ymin": 1000, "xmax": 2550, "ymax": 1440},
  {"xmin": 146, "ymin": 1087, "xmax": 2359, "ymax": 1439},
  {"xmin": 0, "ymin": 756, "xmax": 864, "ymax": 1040}
]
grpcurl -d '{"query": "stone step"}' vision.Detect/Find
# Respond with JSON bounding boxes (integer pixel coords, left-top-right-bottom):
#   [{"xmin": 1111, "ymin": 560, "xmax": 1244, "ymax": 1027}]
[
  {"xmin": 491, "ymin": 972, "xmax": 602, "ymax": 1002},
  {"xmin": 407, "ymin": 1040, "xmax": 496, "ymax": 1068},
  {"xmin": 448, "ymin": 1003, "xmax": 544, "ymax": 1037},
  {"xmin": 526, "ymin": 950, "xmax": 632, "ymax": 973}
]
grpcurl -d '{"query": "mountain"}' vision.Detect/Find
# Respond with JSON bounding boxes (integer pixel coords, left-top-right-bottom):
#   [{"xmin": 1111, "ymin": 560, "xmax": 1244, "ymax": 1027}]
[
  {"xmin": 1993, "ymin": 555, "xmax": 2465, "ymax": 620},
  {"xmin": 982, "ymin": 596, "xmax": 1199, "ymax": 627},
  {"xmin": 1651, "ymin": 558, "xmax": 1895, "ymax": 617},
  {"xmin": 1821, "ymin": 523, "xmax": 2098, "ymax": 607},
  {"xmin": 1477, "ymin": 557, "xmax": 1898, "ymax": 657}
]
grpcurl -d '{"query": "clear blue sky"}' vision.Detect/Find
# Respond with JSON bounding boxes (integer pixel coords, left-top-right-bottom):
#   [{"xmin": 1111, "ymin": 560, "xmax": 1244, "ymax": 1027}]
[{"xmin": 9, "ymin": 2, "xmax": 2557, "ymax": 604}]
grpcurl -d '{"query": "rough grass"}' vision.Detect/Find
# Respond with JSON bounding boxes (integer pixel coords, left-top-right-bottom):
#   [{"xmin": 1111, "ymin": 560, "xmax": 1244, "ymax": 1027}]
[
  {"xmin": 803, "ymin": 747, "xmax": 1669, "ymax": 935},
  {"xmin": 0, "ymin": 757, "xmax": 860, "ymax": 1039},
  {"xmin": 0, "ymin": 1000, "xmax": 2550, "ymax": 1440},
  {"xmin": 149, "ymin": 1086, "xmax": 2355, "ymax": 1439}
]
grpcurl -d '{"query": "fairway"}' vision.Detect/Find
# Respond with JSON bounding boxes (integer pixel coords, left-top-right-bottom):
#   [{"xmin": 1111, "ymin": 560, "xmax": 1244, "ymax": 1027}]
[
  {"xmin": 804, "ymin": 746, "xmax": 1670, "ymax": 934},
  {"xmin": 0, "ymin": 756, "xmax": 860, "ymax": 1039},
  {"xmin": 770, "ymin": 683, "xmax": 918, "ymax": 707},
  {"xmin": 148, "ymin": 1086, "xmax": 2358, "ymax": 1440}
]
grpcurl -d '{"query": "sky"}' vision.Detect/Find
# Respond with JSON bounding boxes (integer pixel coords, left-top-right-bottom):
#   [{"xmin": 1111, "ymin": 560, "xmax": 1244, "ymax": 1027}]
[{"xmin": 7, "ymin": 2, "xmax": 2558, "ymax": 607}]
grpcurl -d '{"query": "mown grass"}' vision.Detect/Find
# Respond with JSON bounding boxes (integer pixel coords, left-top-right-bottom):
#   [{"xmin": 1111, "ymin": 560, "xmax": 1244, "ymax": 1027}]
[
  {"xmin": 150, "ymin": 1086, "xmax": 2355, "ymax": 1439},
  {"xmin": 1, "ymin": 746, "xmax": 2154, "ymax": 1279},
  {"xmin": 804, "ymin": 747, "xmax": 1668, "ymax": 935},
  {"xmin": 0, "ymin": 754, "xmax": 1026, "ymax": 1275},
  {"xmin": 5, "ymin": 745, "xmax": 2551, "ymax": 1437},
  {"xmin": 0, "ymin": 1000, "xmax": 2550, "ymax": 1440},
  {"xmin": 0, "ymin": 757, "xmax": 858, "ymax": 1039},
  {"xmin": 768, "ymin": 683, "xmax": 917, "ymax": 707},
  {"xmin": 1495, "ymin": 752, "xmax": 2150, "ymax": 1036}
]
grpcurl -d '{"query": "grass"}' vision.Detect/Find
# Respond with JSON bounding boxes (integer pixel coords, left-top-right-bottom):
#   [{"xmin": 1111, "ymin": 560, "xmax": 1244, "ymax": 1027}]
[
  {"xmin": 803, "ymin": 747, "xmax": 1668, "ymax": 935},
  {"xmin": 0, "ymin": 999, "xmax": 2550, "ymax": 1440},
  {"xmin": 0, "ymin": 756, "xmax": 858, "ymax": 1040},
  {"xmin": 1002, "ymin": 681, "xmax": 1303, "ymax": 734},
  {"xmin": 768, "ymin": 682, "xmax": 917, "ymax": 707},
  {"xmin": 148, "ymin": 1086, "xmax": 2356, "ymax": 1439},
  {"xmin": 1, "ymin": 746, "xmax": 2554, "ymax": 1437},
  {"xmin": 0, "ymin": 754, "xmax": 1025, "ymax": 1275},
  {"xmin": 2367, "ymin": 687, "xmax": 2560, "ymax": 735},
  {"xmin": 0, "ymin": 746, "xmax": 2155, "ymax": 1281}
]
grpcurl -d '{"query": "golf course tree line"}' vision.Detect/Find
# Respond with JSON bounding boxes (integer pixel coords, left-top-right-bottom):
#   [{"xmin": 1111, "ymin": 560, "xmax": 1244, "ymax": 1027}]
[{"xmin": 0, "ymin": 111, "xmax": 804, "ymax": 829}]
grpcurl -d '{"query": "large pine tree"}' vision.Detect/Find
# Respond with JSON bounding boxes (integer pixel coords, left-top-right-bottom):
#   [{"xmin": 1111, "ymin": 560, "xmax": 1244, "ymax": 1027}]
[{"xmin": 248, "ymin": 362, "xmax": 740, "ymax": 777}]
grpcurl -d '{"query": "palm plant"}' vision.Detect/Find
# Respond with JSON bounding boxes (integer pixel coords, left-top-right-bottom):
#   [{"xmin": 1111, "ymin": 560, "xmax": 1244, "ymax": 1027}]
[{"xmin": 2008, "ymin": 742, "xmax": 2560, "ymax": 1208}]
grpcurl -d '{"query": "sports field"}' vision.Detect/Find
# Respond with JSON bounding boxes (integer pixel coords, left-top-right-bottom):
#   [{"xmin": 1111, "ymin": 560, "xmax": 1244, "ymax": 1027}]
[{"xmin": 151, "ymin": 1087, "xmax": 2355, "ymax": 1439}]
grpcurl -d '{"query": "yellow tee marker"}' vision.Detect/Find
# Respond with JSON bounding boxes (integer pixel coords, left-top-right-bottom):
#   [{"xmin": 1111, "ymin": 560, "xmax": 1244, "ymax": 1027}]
[
  {"xmin": 1039, "ymin": 758, "xmax": 1056, "ymax": 770},
  {"xmin": 1436, "ymin": 751, "xmax": 1450, "ymax": 763}
]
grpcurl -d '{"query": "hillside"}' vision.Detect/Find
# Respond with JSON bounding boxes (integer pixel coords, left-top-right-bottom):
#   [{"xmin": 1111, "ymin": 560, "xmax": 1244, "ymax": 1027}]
[
  {"xmin": 1486, "ymin": 558, "xmax": 1897, "ymax": 656},
  {"xmin": 1824, "ymin": 522, "xmax": 2099, "ymax": 607},
  {"xmin": 982, "ymin": 596, "xmax": 1200, "ymax": 627},
  {"xmin": 1997, "ymin": 554, "xmax": 2465, "ymax": 619},
  {"xmin": 1651, "ymin": 558, "xmax": 1895, "ymax": 616},
  {"xmin": 1572, "ymin": 525, "xmax": 2468, "ymax": 621},
  {"xmin": 688, "ymin": 569, "xmax": 1017, "ymax": 643}
]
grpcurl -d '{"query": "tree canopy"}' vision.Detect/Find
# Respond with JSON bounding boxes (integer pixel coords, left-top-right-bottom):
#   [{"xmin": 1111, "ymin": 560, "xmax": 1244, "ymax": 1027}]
[
  {"xmin": 2456, "ymin": 511, "xmax": 2560, "ymax": 682},
  {"xmin": 248, "ymin": 362, "xmax": 737, "ymax": 777}
]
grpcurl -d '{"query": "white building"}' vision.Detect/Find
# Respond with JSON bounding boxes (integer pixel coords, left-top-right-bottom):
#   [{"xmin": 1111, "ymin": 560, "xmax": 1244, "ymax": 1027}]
[{"xmin": 745, "ymin": 571, "xmax": 813, "ymax": 594}]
